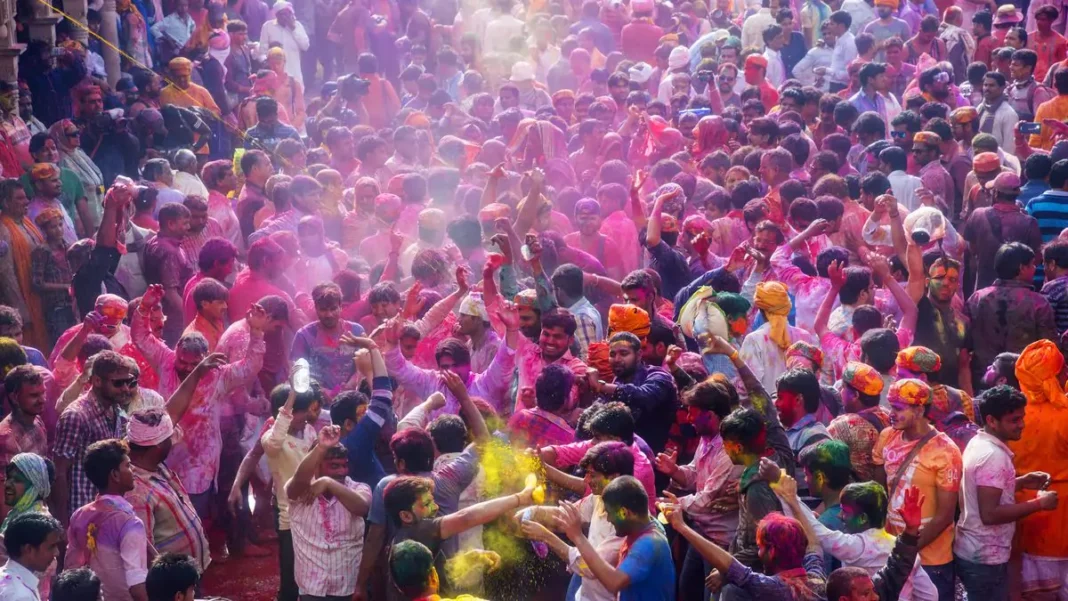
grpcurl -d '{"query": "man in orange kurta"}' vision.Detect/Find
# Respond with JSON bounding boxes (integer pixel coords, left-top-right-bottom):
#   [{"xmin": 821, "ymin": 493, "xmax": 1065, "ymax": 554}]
[
  {"xmin": 159, "ymin": 57, "xmax": 220, "ymax": 156},
  {"xmin": 1009, "ymin": 339, "xmax": 1068, "ymax": 600}
]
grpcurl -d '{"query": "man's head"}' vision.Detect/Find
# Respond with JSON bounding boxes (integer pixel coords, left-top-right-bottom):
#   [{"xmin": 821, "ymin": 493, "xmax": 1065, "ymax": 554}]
[
  {"xmin": 720, "ymin": 407, "xmax": 768, "ymax": 465},
  {"xmin": 923, "ymin": 251, "xmax": 961, "ymax": 303},
  {"xmin": 146, "ymin": 553, "xmax": 200, "ymax": 601},
  {"xmin": 601, "ymin": 475, "xmax": 649, "ymax": 536},
  {"xmin": 390, "ymin": 428, "xmax": 435, "ymax": 475},
  {"xmin": 838, "ymin": 481, "xmax": 888, "ymax": 534},
  {"xmin": 385, "ymin": 475, "xmax": 437, "ymax": 526},
  {"xmin": 755, "ymin": 513, "xmax": 807, "ymax": 572},
  {"xmin": 240, "ymin": 149, "xmax": 273, "ymax": 187},
  {"xmin": 54, "ymin": 568, "xmax": 101, "ymax": 601},
  {"xmin": 608, "ymin": 332, "xmax": 643, "ymax": 380},
  {"xmin": 5, "ymin": 364, "xmax": 45, "ymax": 417},
  {"xmin": 982, "ymin": 71, "xmax": 1007, "ymax": 104},
  {"xmin": 84, "ymin": 438, "xmax": 134, "ymax": 495},
  {"xmin": 535, "ymin": 364, "xmax": 573, "ymax": 415},
  {"xmin": 157, "ymin": 202, "xmax": 191, "ymax": 240},
  {"xmin": 368, "ymin": 282, "xmax": 401, "ymax": 323},
  {"xmin": 538, "ymin": 309, "xmax": 577, "ymax": 362},
  {"xmin": 182, "ymin": 194, "xmax": 209, "ymax": 235},
  {"xmin": 173, "ymin": 333, "xmax": 208, "ymax": 380},
  {"xmin": 774, "ymin": 368, "xmax": 822, "ymax": 428},
  {"xmin": 434, "ymin": 338, "xmax": 473, "ymax": 383},
  {"xmin": 798, "ymin": 439, "xmax": 853, "ymax": 497},
  {"xmin": 390, "ymin": 540, "xmax": 439, "ymax": 599},
  {"xmin": 90, "ymin": 351, "xmax": 138, "ymax": 407},
  {"xmin": 3, "ymin": 513, "xmax": 62, "ymax": 572},
  {"xmin": 311, "ymin": 282, "xmax": 342, "ymax": 330},
  {"xmin": 29, "ymin": 163, "xmax": 62, "ymax": 199},
  {"xmin": 269, "ymin": 382, "xmax": 322, "ymax": 430},
  {"xmin": 578, "ymin": 441, "xmax": 634, "ymax": 495},
  {"xmin": 682, "ymin": 376, "xmax": 737, "ymax": 437},
  {"xmin": 995, "ymin": 241, "xmax": 1037, "ymax": 283},
  {"xmin": 1010, "ymin": 48, "xmax": 1038, "ymax": 82},
  {"xmin": 978, "ymin": 384, "xmax": 1027, "ymax": 441},
  {"xmin": 887, "ymin": 378, "xmax": 933, "ymax": 431}
]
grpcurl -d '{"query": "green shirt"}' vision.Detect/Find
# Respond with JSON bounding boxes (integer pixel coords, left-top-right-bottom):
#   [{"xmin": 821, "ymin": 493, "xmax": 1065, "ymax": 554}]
[{"xmin": 20, "ymin": 167, "xmax": 86, "ymax": 226}]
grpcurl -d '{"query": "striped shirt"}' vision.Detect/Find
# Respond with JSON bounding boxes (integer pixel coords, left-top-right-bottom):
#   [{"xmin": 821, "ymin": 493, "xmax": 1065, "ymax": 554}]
[
  {"xmin": 127, "ymin": 463, "xmax": 210, "ymax": 571},
  {"xmin": 1041, "ymin": 275, "xmax": 1068, "ymax": 335},
  {"xmin": 1026, "ymin": 189, "xmax": 1068, "ymax": 242},
  {"xmin": 289, "ymin": 477, "xmax": 372, "ymax": 597}
]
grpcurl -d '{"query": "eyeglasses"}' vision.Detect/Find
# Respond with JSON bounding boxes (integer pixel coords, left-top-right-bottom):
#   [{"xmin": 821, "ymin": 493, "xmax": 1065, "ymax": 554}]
[
  {"xmin": 109, "ymin": 376, "xmax": 139, "ymax": 389},
  {"xmin": 65, "ymin": 131, "xmax": 80, "ymax": 138}
]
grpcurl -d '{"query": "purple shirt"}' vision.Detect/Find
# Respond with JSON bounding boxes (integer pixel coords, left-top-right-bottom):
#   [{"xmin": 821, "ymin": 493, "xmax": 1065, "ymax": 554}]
[{"xmin": 65, "ymin": 496, "xmax": 149, "ymax": 601}]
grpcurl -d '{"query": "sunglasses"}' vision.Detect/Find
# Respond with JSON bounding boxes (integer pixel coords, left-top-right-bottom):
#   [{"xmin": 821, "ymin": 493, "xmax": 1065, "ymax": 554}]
[
  {"xmin": 65, "ymin": 131, "xmax": 80, "ymax": 138},
  {"xmin": 109, "ymin": 376, "xmax": 139, "ymax": 389}
]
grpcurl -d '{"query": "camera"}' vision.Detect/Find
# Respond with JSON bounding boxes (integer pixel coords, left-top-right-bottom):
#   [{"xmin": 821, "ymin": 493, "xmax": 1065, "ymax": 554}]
[
  {"xmin": 337, "ymin": 74, "xmax": 371, "ymax": 101},
  {"xmin": 696, "ymin": 70, "xmax": 714, "ymax": 83},
  {"xmin": 911, "ymin": 228, "xmax": 931, "ymax": 245}
]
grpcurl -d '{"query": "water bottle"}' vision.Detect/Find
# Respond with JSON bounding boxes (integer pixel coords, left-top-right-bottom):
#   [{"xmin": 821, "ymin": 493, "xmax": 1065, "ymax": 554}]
[{"xmin": 292, "ymin": 358, "xmax": 311, "ymax": 394}]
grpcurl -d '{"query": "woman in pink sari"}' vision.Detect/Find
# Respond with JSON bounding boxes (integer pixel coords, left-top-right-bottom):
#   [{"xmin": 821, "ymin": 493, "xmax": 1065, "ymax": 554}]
[{"xmin": 692, "ymin": 115, "xmax": 730, "ymax": 161}]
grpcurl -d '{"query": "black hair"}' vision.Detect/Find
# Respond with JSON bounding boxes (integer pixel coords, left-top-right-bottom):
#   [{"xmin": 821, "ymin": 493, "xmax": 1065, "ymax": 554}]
[
  {"xmin": 840, "ymin": 481, "xmax": 888, "ymax": 529},
  {"xmin": 535, "ymin": 364, "xmax": 574, "ymax": 412},
  {"xmin": 859, "ymin": 63, "xmax": 886, "ymax": 89},
  {"xmin": 147, "ymin": 553, "xmax": 201, "ymax": 601},
  {"xmin": 839, "ymin": 266, "xmax": 873, "ymax": 305},
  {"xmin": 4, "ymin": 512, "xmax": 61, "ymax": 559},
  {"xmin": 994, "ymin": 241, "xmax": 1036, "ymax": 280},
  {"xmin": 682, "ymin": 378, "xmax": 737, "ymax": 417},
  {"xmin": 798, "ymin": 439, "xmax": 854, "ymax": 490},
  {"xmin": 551, "ymin": 264, "xmax": 585, "ymax": 300},
  {"xmin": 54, "ymin": 568, "xmax": 101, "ymax": 601},
  {"xmin": 579, "ymin": 441, "xmax": 635, "ymax": 476},
  {"xmin": 588, "ymin": 402, "xmax": 635, "ymax": 444},
  {"xmin": 816, "ymin": 246, "xmax": 850, "ymax": 278},
  {"xmin": 83, "ymin": 439, "xmax": 128, "ymax": 491},
  {"xmin": 879, "ymin": 146, "xmax": 908, "ymax": 172},
  {"xmin": 859, "ymin": 328, "xmax": 900, "ymax": 373},
  {"xmin": 719, "ymin": 407, "xmax": 767, "ymax": 453},
  {"xmin": 978, "ymin": 384, "xmax": 1027, "ymax": 423},
  {"xmin": 601, "ymin": 475, "xmax": 649, "ymax": 517},
  {"xmin": 384, "ymin": 476, "xmax": 434, "ymax": 526},
  {"xmin": 428, "ymin": 415, "xmax": 467, "ymax": 454},
  {"xmin": 1012, "ymin": 48, "xmax": 1038, "ymax": 70},
  {"xmin": 1051, "ymin": 159, "xmax": 1068, "ymax": 189},
  {"xmin": 269, "ymin": 382, "xmax": 322, "ymax": 416},
  {"xmin": 860, "ymin": 171, "xmax": 891, "ymax": 197},
  {"xmin": 776, "ymin": 369, "xmax": 821, "ymax": 414},
  {"xmin": 330, "ymin": 389, "xmax": 370, "ymax": 426},
  {"xmin": 389, "ymin": 429, "xmax": 435, "ymax": 473}
]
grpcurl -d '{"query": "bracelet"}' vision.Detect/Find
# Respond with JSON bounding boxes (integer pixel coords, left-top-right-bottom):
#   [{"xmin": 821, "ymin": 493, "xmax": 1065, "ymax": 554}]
[{"xmin": 728, "ymin": 349, "xmax": 740, "ymax": 363}]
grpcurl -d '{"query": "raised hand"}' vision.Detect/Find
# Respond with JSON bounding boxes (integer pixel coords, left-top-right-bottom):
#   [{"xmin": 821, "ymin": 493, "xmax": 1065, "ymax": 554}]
[
  {"xmin": 428, "ymin": 391, "xmax": 447, "ymax": 410},
  {"xmin": 827, "ymin": 260, "xmax": 846, "ymax": 289},
  {"xmin": 757, "ymin": 457, "xmax": 781, "ymax": 484},
  {"xmin": 318, "ymin": 424, "xmax": 341, "ymax": 448},
  {"xmin": 489, "ymin": 162, "xmax": 506, "ymax": 181},
  {"xmin": 142, "ymin": 283, "xmax": 164, "ymax": 309},
  {"xmin": 496, "ymin": 300, "xmax": 521, "ymax": 331},
  {"xmin": 194, "ymin": 352, "xmax": 228, "ymax": 375},
  {"xmin": 725, "ymin": 245, "xmax": 752, "ymax": 273},
  {"xmin": 664, "ymin": 345, "xmax": 683, "ymax": 370},
  {"xmin": 868, "ymin": 253, "xmax": 891, "ymax": 281},
  {"xmin": 899, "ymin": 485, "xmax": 926, "ymax": 532},
  {"xmin": 659, "ymin": 490, "xmax": 683, "ymax": 529},
  {"xmin": 440, "ymin": 369, "xmax": 468, "ymax": 398},
  {"xmin": 529, "ymin": 168, "xmax": 545, "ymax": 189},
  {"xmin": 553, "ymin": 500, "xmax": 584, "ymax": 540},
  {"xmin": 402, "ymin": 282, "xmax": 425, "ymax": 318},
  {"xmin": 246, "ymin": 303, "xmax": 269, "ymax": 332},
  {"xmin": 456, "ymin": 266, "xmax": 470, "ymax": 293},
  {"xmin": 770, "ymin": 473, "xmax": 798, "ymax": 501},
  {"xmin": 654, "ymin": 449, "xmax": 678, "ymax": 475},
  {"xmin": 518, "ymin": 386, "xmax": 536, "ymax": 409},
  {"xmin": 389, "ymin": 226, "xmax": 404, "ymax": 253}
]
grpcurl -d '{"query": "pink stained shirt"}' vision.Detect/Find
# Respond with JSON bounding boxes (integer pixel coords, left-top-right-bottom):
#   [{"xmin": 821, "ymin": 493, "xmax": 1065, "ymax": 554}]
[
  {"xmin": 563, "ymin": 232, "xmax": 626, "ymax": 280},
  {"xmin": 513, "ymin": 335, "xmax": 589, "ymax": 415},
  {"xmin": 289, "ymin": 477, "xmax": 372, "ymax": 597},
  {"xmin": 599, "ymin": 211, "xmax": 641, "ymax": 276},
  {"xmin": 675, "ymin": 435, "xmax": 744, "ymax": 547},
  {"xmin": 548, "ymin": 439, "xmax": 657, "ymax": 512},
  {"xmin": 708, "ymin": 212, "xmax": 751, "ymax": 258},
  {"xmin": 207, "ymin": 190, "xmax": 243, "ymax": 252},
  {"xmin": 131, "ymin": 308, "xmax": 265, "ymax": 494}
]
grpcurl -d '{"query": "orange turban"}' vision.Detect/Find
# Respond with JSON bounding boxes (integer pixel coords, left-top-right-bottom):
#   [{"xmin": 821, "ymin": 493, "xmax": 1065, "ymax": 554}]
[
  {"xmin": 842, "ymin": 361, "xmax": 884, "ymax": 397},
  {"xmin": 33, "ymin": 207, "xmax": 64, "ymax": 229},
  {"xmin": 888, "ymin": 378, "xmax": 932, "ymax": 406},
  {"xmin": 608, "ymin": 304, "xmax": 651, "ymax": 340},
  {"xmin": 30, "ymin": 163, "xmax": 59, "ymax": 181},
  {"xmin": 586, "ymin": 341, "xmax": 613, "ymax": 381},
  {"xmin": 754, "ymin": 282, "xmax": 792, "ymax": 350},
  {"xmin": 1016, "ymin": 339, "xmax": 1068, "ymax": 408}
]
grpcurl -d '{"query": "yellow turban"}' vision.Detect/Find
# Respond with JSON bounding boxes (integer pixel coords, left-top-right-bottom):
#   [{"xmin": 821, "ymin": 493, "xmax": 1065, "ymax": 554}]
[
  {"xmin": 169, "ymin": 57, "xmax": 193, "ymax": 76},
  {"xmin": 30, "ymin": 163, "xmax": 58, "ymax": 181},
  {"xmin": 1016, "ymin": 339, "xmax": 1068, "ymax": 408},
  {"xmin": 608, "ymin": 304, "xmax": 651, "ymax": 340},
  {"xmin": 754, "ymin": 281, "xmax": 792, "ymax": 350},
  {"xmin": 267, "ymin": 47, "xmax": 286, "ymax": 63}
]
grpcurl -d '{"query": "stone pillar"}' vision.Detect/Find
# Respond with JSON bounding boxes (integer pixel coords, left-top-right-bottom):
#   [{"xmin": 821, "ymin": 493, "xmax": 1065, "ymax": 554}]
[
  {"xmin": 99, "ymin": 0, "xmax": 120, "ymax": 85},
  {"xmin": 26, "ymin": 0, "xmax": 62, "ymax": 46},
  {"xmin": 61, "ymin": 0, "xmax": 89, "ymax": 45},
  {"xmin": 0, "ymin": 0, "xmax": 21, "ymax": 85}
]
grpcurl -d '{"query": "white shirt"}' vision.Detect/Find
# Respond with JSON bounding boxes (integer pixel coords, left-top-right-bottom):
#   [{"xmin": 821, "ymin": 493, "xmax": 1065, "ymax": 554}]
[
  {"xmin": 764, "ymin": 47, "xmax": 786, "ymax": 88},
  {"xmin": 172, "ymin": 171, "xmax": 209, "ymax": 200},
  {"xmin": 288, "ymin": 477, "xmax": 372, "ymax": 597},
  {"xmin": 0, "ymin": 560, "xmax": 40, "ymax": 601},
  {"xmin": 794, "ymin": 46, "xmax": 834, "ymax": 90},
  {"xmin": 954, "ymin": 430, "xmax": 1017, "ymax": 565},
  {"xmin": 830, "ymin": 31, "xmax": 858, "ymax": 86},
  {"xmin": 978, "ymin": 99, "xmax": 1021, "ymax": 157},
  {"xmin": 783, "ymin": 502, "xmax": 938, "ymax": 601},
  {"xmin": 841, "ymin": 0, "xmax": 876, "ymax": 34},
  {"xmin": 568, "ymin": 495, "xmax": 624, "ymax": 601},
  {"xmin": 483, "ymin": 14, "xmax": 526, "ymax": 54},
  {"xmin": 741, "ymin": 8, "xmax": 777, "ymax": 51},
  {"xmin": 889, "ymin": 170, "xmax": 925, "ymax": 212},
  {"xmin": 739, "ymin": 322, "xmax": 819, "ymax": 393},
  {"xmin": 258, "ymin": 20, "xmax": 311, "ymax": 87}
]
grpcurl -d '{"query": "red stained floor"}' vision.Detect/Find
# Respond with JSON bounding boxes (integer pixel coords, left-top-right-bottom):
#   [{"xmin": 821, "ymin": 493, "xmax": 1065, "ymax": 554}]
[{"xmin": 200, "ymin": 542, "xmax": 281, "ymax": 601}]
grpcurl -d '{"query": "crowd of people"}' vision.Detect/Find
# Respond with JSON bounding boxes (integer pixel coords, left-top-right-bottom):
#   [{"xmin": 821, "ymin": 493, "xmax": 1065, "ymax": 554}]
[{"xmin": 5, "ymin": 0, "xmax": 1068, "ymax": 598}]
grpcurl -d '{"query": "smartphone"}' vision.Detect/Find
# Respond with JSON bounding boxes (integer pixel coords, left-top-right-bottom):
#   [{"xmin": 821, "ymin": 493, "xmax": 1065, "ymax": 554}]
[{"xmin": 1020, "ymin": 122, "xmax": 1043, "ymax": 135}]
